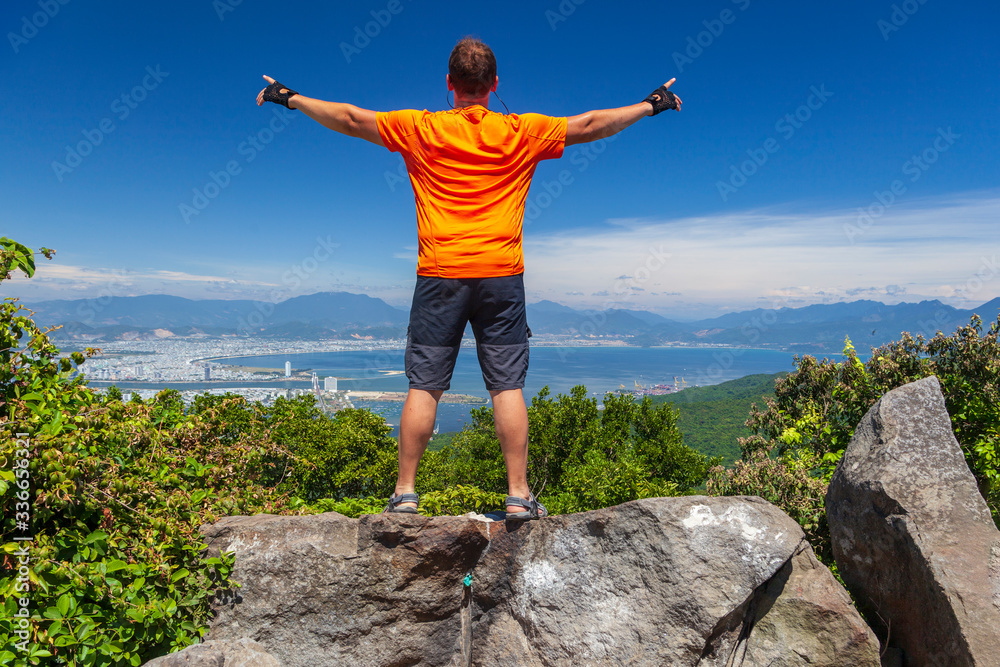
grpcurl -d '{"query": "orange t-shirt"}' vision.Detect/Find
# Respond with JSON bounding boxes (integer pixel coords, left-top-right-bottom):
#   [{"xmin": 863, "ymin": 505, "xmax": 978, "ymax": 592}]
[{"xmin": 377, "ymin": 106, "xmax": 567, "ymax": 278}]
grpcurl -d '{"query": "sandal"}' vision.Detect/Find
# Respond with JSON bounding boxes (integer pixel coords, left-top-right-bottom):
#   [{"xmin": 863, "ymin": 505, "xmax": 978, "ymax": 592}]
[
  {"xmin": 505, "ymin": 495, "xmax": 547, "ymax": 521},
  {"xmin": 384, "ymin": 492, "xmax": 420, "ymax": 514}
]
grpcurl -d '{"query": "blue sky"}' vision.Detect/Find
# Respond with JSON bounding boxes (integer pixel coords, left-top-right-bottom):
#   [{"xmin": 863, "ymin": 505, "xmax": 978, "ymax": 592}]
[{"xmin": 3, "ymin": 0, "xmax": 999, "ymax": 318}]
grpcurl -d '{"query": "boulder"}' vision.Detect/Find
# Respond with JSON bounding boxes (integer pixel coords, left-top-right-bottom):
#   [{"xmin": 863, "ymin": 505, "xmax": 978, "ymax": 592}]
[
  {"xmin": 203, "ymin": 511, "xmax": 488, "ymax": 667},
  {"xmin": 733, "ymin": 543, "xmax": 882, "ymax": 667},
  {"xmin": 144, "ymin": 496, "xmax": 877, "ymax": 666},
  {"xmin": 470, "ymin": 497, "xmax": 878, "ymax": 666},
  {"xmin": 142, "ymin": 637, "xmax": 280, "ymax": 666},
  {"xmin": 827, "ymin": 375, "xmax": 1000, "ymax": 666}
]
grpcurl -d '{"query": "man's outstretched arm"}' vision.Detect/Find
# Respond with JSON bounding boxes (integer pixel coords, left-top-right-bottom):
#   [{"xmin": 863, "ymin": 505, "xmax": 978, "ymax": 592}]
[
  {"xmin": 565, "ymin": 78, "xmax": 682, "ymax": 146},
  {"xmin": 256, "ymin": 75, "xmax": 385, "ymax": 148}
]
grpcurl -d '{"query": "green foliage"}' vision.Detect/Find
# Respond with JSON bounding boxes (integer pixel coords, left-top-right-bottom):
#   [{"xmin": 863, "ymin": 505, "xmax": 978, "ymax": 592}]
[
  {"xmin": 420, "ymin": 385, "xmax": 718, "ymax": 515},
  {"xmin": 0, "ymin": 317, "xmax": 297, "ymax": 666},
  {"xmin": 0, "ymin": 239, "xmax": 402, "ymax": 665},
  {"xmin": 0, "ymin": 300, "xmax": 94, "ymax": 437},
  {"xmin": 290, "ymin": 496, "xmax": 387, "ymax": 518},
  {"xmin": 271, "ymin": 400, "xmax": 397, "ymax": 501},
  {"xmin": 710, "ymin": 316, "xmax": 1000, "ymax": 565},
  {"xmin": 1, "ymin": 238, "xmax": 54, "ymax": 283},
  {"xmin": 418, "ymin": 485, "xmax": 506, "ymax": 517},
  {"xmin": 426, "ymin": 430, "xmax": 458, "ymax": 453},
  {"xmin": 0, "ymin": 249, "xmax": 259, "ymax": 663}
]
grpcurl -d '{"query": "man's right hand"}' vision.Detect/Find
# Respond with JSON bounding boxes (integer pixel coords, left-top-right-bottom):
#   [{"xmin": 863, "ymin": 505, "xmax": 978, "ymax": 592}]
[
  {"xmin": 256, "ymin": 75, "xmax": 299, "ymax": 109},
  {"xmin": 644, "ymin": 79, "xmax": 682, "ymax": 115}
]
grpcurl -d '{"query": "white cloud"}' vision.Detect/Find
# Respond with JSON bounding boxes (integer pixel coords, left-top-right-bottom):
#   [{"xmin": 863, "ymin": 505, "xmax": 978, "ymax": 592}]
[
  {"xmin": 524, "ymin": 190, "xmax": 1000, "ymax": 317},
  {"xmin": 5, "ymin": 259, "xmax": 418, "ymax": 308},
  {"xmin": 4, "ymin": 264, "xmax": 278, "ymax": 303}
]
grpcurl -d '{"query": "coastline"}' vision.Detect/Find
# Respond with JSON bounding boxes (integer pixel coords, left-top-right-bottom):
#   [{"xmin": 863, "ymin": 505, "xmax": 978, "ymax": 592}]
[
  {"xmin": 197, "ymin": 341, "xmax": 839, "ymax": 363},
  {"xmin": 351, "ymin": 390, "xmax": 486, "ymax": 404}
]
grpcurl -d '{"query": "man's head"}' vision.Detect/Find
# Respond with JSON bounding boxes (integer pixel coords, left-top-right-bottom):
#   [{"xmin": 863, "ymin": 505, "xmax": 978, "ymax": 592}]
[{"xmin": 447, "ymin": 37, "xmax": 497, "ymax": 99}]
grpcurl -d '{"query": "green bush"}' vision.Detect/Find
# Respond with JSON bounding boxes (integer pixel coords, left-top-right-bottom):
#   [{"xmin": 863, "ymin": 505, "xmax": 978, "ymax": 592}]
[
  {"xmin": 710, "ymin": 316, "xmax": 1000, "ymax": 565},
  {"xmin": 0, "ymin": 241, "xmax": 391, "ymax": 665},
  {"xmin": 0, "ymin": 324, "xmax": 298, "ymax": 666},
  {"xmin": 291, "ymin": 496, "xmax": 387, "ymax": 518},
  {"xmin": 420, "ymin": 385, "xmax": 718, "ymax": 515},
  {"xmin": 419, "ymin": 485, "xmax": 507, "ymax": 517},
  {"xmin": 276, "ymin": 404, "xmax": 397, "ymax": 501}
]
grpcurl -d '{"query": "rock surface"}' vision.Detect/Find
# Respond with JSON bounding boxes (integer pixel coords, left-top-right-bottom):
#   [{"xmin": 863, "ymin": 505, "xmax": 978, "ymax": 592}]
[
  {"xmin": 143, "ymin": 637, "xmax": 280, "ymax": 666},
  {"xmin": 469, "ymin": 497, "xmax": 878, "ymax": 666},
  {"xmin": 731, "ymin": 543, "xmax": 881, "ymax": 667},
  {"xmin": 145, "ymin": 496, "xmax": 877, "ymax": 667},
  {"xmin": 827, "ymin": 375, "xmax": 1000, "ymax": 666}
]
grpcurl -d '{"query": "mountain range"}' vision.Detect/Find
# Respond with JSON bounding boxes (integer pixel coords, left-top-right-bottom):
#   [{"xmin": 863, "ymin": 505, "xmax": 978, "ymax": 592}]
[{"xmin": 22, "ymin": 292, "xmax": 1000, "ymax": 353}]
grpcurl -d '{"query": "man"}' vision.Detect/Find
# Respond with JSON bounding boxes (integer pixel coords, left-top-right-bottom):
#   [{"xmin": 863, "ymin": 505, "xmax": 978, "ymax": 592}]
[{"xmin": 257, "ymin": 37, "xmax": 681, "ymax": 520}]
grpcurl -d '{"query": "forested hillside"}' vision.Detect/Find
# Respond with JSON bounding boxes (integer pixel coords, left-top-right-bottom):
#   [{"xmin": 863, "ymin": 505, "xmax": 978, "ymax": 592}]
[
  {"xmin": 651, "ymin": 373, "xmax": 784, "ymax": 465},
  {"xmin": 432, "ymin": 374, "xmax": 784, "ymax": 464}
]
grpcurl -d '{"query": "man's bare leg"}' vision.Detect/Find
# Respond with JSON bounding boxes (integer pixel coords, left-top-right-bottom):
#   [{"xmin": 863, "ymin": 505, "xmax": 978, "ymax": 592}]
[
  {"xmin": 393, "ymin": 388, "xmax": 443, "ymax": 510},
  {"xmin": 490, "ymin": 388, "xmax": 533, "ymax": 514}
]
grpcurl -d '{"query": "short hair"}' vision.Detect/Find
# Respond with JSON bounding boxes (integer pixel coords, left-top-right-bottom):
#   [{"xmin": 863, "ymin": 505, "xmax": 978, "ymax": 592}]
[{"xmin": 448, "ymin": 37, "xmax": 497, "ymax": 97}]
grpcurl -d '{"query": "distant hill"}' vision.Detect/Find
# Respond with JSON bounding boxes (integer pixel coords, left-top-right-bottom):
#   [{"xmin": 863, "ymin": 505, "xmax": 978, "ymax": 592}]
[
  {"xmin": 29, "ymin": 294, "xmax": 258, "ymax": 329},
  {"xmin": 28, "ymin": 292, "xmax": 408, "ymax": 341},
  {"xmin": 529, "ymin": 298, "xmax": 999, "ymax": 353},
  {"xmin": 23, "ymin": 290, "xmax": 1000, "ymax": 350},
  {"xmin": 649, "ymin": 373, "xmax": 785, "ymax": 465}
]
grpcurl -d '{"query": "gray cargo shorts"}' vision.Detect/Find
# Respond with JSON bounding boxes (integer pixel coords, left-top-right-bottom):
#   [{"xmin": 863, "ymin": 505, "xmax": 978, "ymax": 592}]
[{"xmin": 405, "ymin": 273, "xmax": 530, "ymax": 392}]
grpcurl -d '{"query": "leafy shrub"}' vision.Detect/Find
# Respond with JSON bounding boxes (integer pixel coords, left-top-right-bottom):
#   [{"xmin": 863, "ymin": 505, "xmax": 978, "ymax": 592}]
[
  {"xmin": 291, "ymin": 496, "xmax": 387, "ymax": 518},
  {"xmin": 0, "ymin": 243, "xmax": 301, "ymax": 665},
  {"xmin": 271, "ymin": 401, "xmax": 397, "ymax": 501},
  {"xmin": 710, "ymin": 316, "xmax": 1000, "ymax": 565},
  {"xmin": 421, "ymin": 385, "xmax": 718, "ymax": 514},
  {"xmin": 418, "ymin": 485, "xmax": 506, "ymax": 517},
  {"xmin": 1, "ymin": 359, "xmax": 297, "ymax": 665}
]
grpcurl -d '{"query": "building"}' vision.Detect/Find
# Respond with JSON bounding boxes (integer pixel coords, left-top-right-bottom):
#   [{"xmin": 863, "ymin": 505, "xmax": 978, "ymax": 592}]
[
  {"xmin": 204, "ymin": 364, "xmax": 211, "ymax": 381},
  {"xmin": 285, "ymin": 361, "xmax": 291, "ymax": 377},
  {"xmin": 311, "ymin": 372, "xmax": 320, "ymax": 392},
  {"xmin": 324, "ymin": 376, "xmax": 338, "ymax": 392}
]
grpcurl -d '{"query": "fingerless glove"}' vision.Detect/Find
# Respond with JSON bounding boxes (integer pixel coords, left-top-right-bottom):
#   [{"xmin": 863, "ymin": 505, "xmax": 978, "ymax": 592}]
[
  {"xmin": 262, "ymin": 80, "xmax": 299, "ymax": 109},
  {"xmin": 644, "ymin": 85, "xmax": 679, "ymax": 115}
]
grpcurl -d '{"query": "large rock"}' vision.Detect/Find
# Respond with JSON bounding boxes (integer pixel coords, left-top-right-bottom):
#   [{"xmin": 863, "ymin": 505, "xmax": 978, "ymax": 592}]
[
  {"xmin": 733, "ymin": 542, "xmax": 881, "ymax": 667},
  {"xmin": 469, "ymin": 497, "xmax": 878, "ymax": 666},
  {"xmin": 827, "ymin": 375, "xmax": 1000, "ymax": 666},
  {"xmin": 142, "ymin": 637, "xmax": 280, "ymax": 666},
  {"xmin": 203, "ymin": 511, "xmax": 489, "ymax": 666},
  {"xmin": 144, "ymin": 496, "xmax": 877, "ymax": 667}
]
